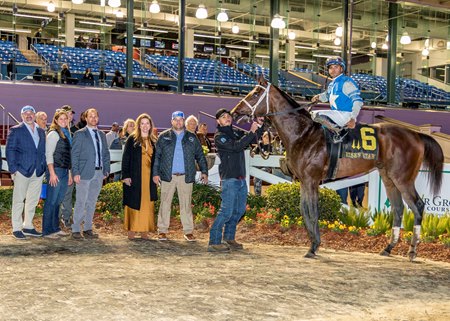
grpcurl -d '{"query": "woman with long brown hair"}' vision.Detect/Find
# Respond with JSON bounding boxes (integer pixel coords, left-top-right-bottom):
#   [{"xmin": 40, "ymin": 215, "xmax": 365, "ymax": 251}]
[{"xmin": 121, "ymin": 113, "xmax": 158, "ymax": 240}]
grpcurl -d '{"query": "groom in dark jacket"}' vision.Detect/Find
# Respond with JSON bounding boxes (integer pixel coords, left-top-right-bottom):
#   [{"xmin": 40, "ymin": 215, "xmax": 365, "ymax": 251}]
[{"xmin": 153, "ymin": 111, "xmax": 208, "ymax": 242}]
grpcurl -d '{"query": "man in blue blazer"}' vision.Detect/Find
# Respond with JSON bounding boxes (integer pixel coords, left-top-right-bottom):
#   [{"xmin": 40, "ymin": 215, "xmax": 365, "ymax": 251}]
[
  {"xmin": 6, "ymin": 105, "xmax": 46, "ymax": 239},
  {"xmin": 71, "ymin": 108, "xmax": 110, "ymax": 239}
]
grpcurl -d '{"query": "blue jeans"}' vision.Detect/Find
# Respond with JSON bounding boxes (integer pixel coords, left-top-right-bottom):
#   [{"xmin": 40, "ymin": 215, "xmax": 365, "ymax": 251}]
[
  {"xmin": 42, "ymin": 168, "xmax": 69, "ymax": 235},
  {"xmin": 209, "ymin": 178, "xmax": 248, "ymax": 245}
]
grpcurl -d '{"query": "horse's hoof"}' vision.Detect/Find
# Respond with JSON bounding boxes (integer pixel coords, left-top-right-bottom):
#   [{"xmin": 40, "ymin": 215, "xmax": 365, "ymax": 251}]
[
  {"xmin": 304, "ymin": 251, "xmax": 316, "ymax": 259},
  {"xmin": 380, "ymin": 250, "xmax": 391, "ymax": 256},
  {"xmin": 408, "ymin": 251, "xmax": 417, "ymax": 262}
]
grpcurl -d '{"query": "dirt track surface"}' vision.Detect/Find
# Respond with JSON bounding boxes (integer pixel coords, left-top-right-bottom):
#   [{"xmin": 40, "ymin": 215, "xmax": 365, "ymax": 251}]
[{"xmin": 0, "ymin": 235, "xmax": 449, "ymax": 321}]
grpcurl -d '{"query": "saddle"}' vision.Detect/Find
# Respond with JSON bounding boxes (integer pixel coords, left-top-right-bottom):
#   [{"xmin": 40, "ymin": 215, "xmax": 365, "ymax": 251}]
[{"xmin": 324, "ymin": 123, "xmax": 379, "ymax": 180}]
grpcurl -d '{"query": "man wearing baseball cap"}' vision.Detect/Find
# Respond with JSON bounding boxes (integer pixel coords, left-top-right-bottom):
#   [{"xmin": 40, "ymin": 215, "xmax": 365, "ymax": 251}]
[
  {"xmin": 153, "ymin": 111, "xmax": 208, "ymax": 242},
  {"xmin": 6, "ymin": 105, "xmax": 47, "ymax": 239},
  {"xmin": 208, "ymin": 108, "xmax": 261, "ymax": 252}
]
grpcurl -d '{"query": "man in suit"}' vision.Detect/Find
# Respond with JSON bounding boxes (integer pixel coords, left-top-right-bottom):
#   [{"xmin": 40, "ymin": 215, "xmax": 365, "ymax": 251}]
[
  {"xmin": 6, "ymin": 105, "xmax": 46, "ymax": 240},
  {"xmin": 71, "ymin": 108, "xmax": 110, "ymax": 239}
]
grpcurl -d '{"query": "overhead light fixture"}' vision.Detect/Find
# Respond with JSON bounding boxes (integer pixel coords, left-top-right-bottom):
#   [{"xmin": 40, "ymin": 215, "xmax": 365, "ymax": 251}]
[
  {"xmin": 243, "ymin": 39, "xmax": 259, "ymax": 44},
  {"xmin": 133, "ymin": 35, "xmax": 154, "ymax": 40},
  {"xmin": 217, "ymin": 9, "xmax": 228, "ymax": 23},
  {"xmin": 333, "ymin": 37, "xmax": 341, "ymax": 46},
  {"xmin": 400, "ymin": 31, "xmax": 411, "ymax": 45},
  {"xmin": 137, "ymin": 27, "xmax": 168, "ymax": 33},
  {"xmin": 0, "ymin": 27, "xmax": 31, "ymax": 33},
  {"xmin": 51, "ymin": 38, "xmax": 65, "ymax": 43},
  {"xmin": 312, "ymin": 54, "xmax": 335, "ymax": 58},
  {"xmin": 193, "ymin": 41, "xmax": 205, "ymax": 45},
  {"xmin": 381, "ymin": 43, "xmax": 388, "ymax": 50},
  {"xmin": 14, "ymin": 13, "xmax": 52, "ymax": 20},
  {"xmin": 196, "ymin": 4, "xmax": 208, "ymax": 19},
  {"xmin": 231, "ymin": 24, "xmax": 239, "ymax": 34},
  {"xmin": 115, "ymin": 9, "xmax": 124, "ymax": 18},
  {"xmin": 371, "ymin": 41, "xmax": 377, "ymax": 49},
  {"xmin": 295, "ymin": 59, "xmax": 316, "ymax": 63},
  {"xmin": 385, "ymin": 34, "xmax": 389, "ymax": 42},
  {"xmin": 47, "ymin": 1, "xmax": 56, "ymax": 13},
  {"xmin": 335, "ymin": 26, "xmax": 343, "ymax": 38},
  {"xmin": 149, "ymin": 0, "xmax": 160, "ymax": 14},
  {"xmin": 194, "ymin": 33, "xmax": 221, "ymax": 39},
  {"xmin": 108, "ymin": 0, "xmax": 121, "ymax": 8},
  {"xmin": 74, "ymin": 28, "xmax": 102, "ymax": 33},
  {"xmin": 421, "ymin": 48, "xmax": 429, "ymax": 56},
  {"xmin": 271, "ymin": 14, "xmax": 285, "ymax": 29},
  {"xmin": 72, "ymin": 0, "xmax": 84, "ymax": 4},
  {"xmin": 79, "ymin": 21, "xmax": 113, "ymax": 27},
  {"xmin": 255, "ymin": 54, "xmax": 270, "ymax": 58},
  {"xmin": 295, "ymin": 45, "xmax": 317, "ymax": 50},
  {"xmin": 225, "ymin": 44, "xmax": 250, "ymax": 50},
  {"xmin": 288, "ymin": 30, "xmax": 296, "ymax": 40},
  {"xmin": 100, "ymin": 0, "xmax": 106, "ymax": 7}
]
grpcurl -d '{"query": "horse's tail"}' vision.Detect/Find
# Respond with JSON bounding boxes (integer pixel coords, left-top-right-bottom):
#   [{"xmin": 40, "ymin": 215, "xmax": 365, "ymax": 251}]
[{"xmin": 419, "ymin": 133, "xmax": 444, "ymax": 195}]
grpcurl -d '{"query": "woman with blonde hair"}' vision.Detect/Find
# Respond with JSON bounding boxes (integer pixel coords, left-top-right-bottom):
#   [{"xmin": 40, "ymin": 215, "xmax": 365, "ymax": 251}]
[
  {"xmin": 120, "ymin": 118, "xmax": 136, "ymax": 145},
  {"xmin": 121, "ymin": 113, "xmax": 158, "ymax": 240},
  {"xmin": 42, "ymin": 110, "xmax": 72, "ymax": 238}
]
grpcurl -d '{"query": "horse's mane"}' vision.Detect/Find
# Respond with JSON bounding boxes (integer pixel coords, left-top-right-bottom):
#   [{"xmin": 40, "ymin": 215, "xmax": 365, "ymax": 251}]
[{"xmin": 272, "ymin": 85, "xmax": 311, "ymax": 118}]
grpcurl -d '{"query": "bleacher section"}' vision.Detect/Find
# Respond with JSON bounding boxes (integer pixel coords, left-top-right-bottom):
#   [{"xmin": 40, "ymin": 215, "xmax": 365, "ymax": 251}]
[
  {"xmin": 146, "ymin": 55, "xmax": 255, "ymax": 85},
  {"xmin": 0, "ymin": 40, "xmax": 29, "ymax": 63},
  {"xmin": 33, "ymin": 44, "xmax": 157, "ymax": 78}
]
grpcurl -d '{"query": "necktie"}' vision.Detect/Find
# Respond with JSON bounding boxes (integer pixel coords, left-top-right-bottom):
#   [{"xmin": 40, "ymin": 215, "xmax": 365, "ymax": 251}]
[{"xmin": 93, "ymin": 129, "xmax": 102, "ymax": 168}]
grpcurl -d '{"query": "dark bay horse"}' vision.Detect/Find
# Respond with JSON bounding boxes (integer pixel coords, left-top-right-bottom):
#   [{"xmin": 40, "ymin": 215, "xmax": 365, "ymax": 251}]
[{"xmin": 231, "ymin": 79, "xmax": 444, "ymax": 260}]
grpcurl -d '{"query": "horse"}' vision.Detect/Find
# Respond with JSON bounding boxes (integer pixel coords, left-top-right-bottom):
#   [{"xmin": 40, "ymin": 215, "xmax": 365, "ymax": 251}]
[{"xmin": 231, "ymin": 78, "xmax": 444, "ymax": 260}]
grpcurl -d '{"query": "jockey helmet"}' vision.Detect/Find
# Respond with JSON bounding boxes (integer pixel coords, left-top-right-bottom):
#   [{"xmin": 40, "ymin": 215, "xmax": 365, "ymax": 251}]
[{"xmin": 325, "ymin": 56, "xmax": 346, "ymax": 72}]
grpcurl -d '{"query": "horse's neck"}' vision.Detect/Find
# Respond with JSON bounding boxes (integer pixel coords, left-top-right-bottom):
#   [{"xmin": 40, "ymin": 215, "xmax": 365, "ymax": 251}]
[{"xmin": 268, "ymin": 93, "xmax": 315, "ymax": 150}]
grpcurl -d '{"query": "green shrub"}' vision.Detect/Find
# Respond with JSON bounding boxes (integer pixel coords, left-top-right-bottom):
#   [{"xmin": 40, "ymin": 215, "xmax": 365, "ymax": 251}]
[
  {"xmin": 0, "ymin": 187, "xmax": 14, "ymax": 214},
  {"xmin": 97, "ymin": 182, "xmax": 123, "ymax": 216},
  {"xmin": 265, "ymin": 182, "xmax": 341, "ymax": 221},
  {"xmin": 338, "ymin": 206, "xmax": 371, "ymax": 229},
  {"xmin": 367, "ymin": 210, "xmax": 393, "ymax": 236},
  {"xmin": 247, "ymin": 193, "xmax": 267, "ymax": 211},
  {"xmin": 402, "ymin": 209, "xmax": 415, "ymax": 233},
  {"xmin": 421, "ymin": 214, "xmax": 449, "ymax": 239}
]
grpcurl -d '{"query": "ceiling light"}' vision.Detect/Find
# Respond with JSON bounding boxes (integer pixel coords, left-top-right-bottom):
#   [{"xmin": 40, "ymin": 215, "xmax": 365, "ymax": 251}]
[
  {"xmin": 149, "ymin": 0, "xmax": 160, "ymax": 14},
  {"xmin": 100, "ymin": 0, "xmax": 106, "ymax": 7},
  {"xmin": 79, "ymin": 21, "xmax": 113, "ymax": 27},
  {"xmin": 371, "ymin": 41, "xmax": 377, "ymax": 49},
  {"xmin": 0, "ymin": 27, "xmax": 31, "ymax": 33},
  {"xmin": 256, "ymin": 54, "xmax": 270, "ymax": 58},
  {"xmin": 14, "ymin": 13, "xmax": 52, "ymax": 19},
  {"xmin": 231, "ymin": 24, "xmax": 239, "ymax": 34},
  {"xmin": 74, "ymin": 28, "xmax": 101, "ymax": 33},
  {"xmin": 193, "ymin": 41, "xmax": 205, "ymax": 45},
  {"xmin": 295, "ymin": 59, "xmax": 316, "ymax": 63},
  {"xmin": 271, "ymin": 14, "xmax": 285, "ymax": 29},
  {"xmin": 334, "ymin": 37, "xmax": 341, "ymax": 46},
  {"xmin": 115, "ymin": 9, "xmax": 124, "ymax": 18},
  {"xmin": 194, "ymin": 33, "xmax": 221, "ymax": 39},
  {"xmin": 47, "ymin": 1, "xmax": 56, "ymax": 13},
  {"xmin": 217, "ymin": 9, "xmax": 228, "ymax": 22},
  {"xmin": 385, "ymin": 34, "xmax": 389, "ymax": 42},
  {"xmin": 225, "ymin": 44, "xmax": 250, "ymax": 50},
  {"xmin": 133, "ymin": 35, "xmax": 154, "ymax": 40},
  {"xmin": 399, "ymin": 31, "xmax": 411, "ymax": 45},
  {"xmin": 196, "ymin": 4, "xmax": 208, "ymax": 19},
  {"xmin": 382, "ymin": 43, "xmax": 388, "ymax": 50},
  {"xmin": 312, "ymin": 54, "xmax": 335, "ymax": 58},
  {"xmin": 72, "ymin": 0, "xmax": 84, "ymax": 4},
  {"xmin": 295, "ymin": 45, "xmax": 317, "ymax": 50},
  {"xmin": 137, "ymin": 27, "xmax": 168, "ymax": 33},
  {"xmin": 421, "ymin": 48, "xmax": 429, "ymax": 56},
  {"xmin": 335, "ymin": 26, "xmax": 343, "ymax": 37},
  {"xmin": 108, "ymin": 0, "xmax": 121, "ymax": 8},
  {"xmin": 288, "ymin": 31, "xmax": 296, "ymax": 40}
]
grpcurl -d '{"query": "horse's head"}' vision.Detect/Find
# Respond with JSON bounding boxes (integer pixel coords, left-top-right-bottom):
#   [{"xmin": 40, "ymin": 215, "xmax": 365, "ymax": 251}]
[{"xmin": 231, "ymin": 76, "xmax": 271, "ymax": 124}]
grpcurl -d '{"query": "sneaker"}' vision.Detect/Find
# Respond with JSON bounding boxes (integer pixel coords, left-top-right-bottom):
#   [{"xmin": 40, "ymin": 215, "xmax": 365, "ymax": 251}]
[
  {"xmin": 12, "ymin": 231, "xmax": 27, "ymax": 240},
  {"xmin": 158, "ymin": 233, "xmax": 168, "ymax": 241},
  {"xmin": 43, "ymin": 233, "xmax": 60, "ymax": 239},
  {"xmin": 72, "ymin": 232, "xmax": 83, "ymax": 240},
  {"xmin": 56, "ymin": 230, "xmax": 70, "ymax": 236},
  {"xmin": 207, "ymin": 244, "xmax": 231, "ymax": 253},
  {"xmin": 184, "ymin": 234, "xmax": 196, "ymax": 242},
  {"xmin": 22, "ymin": 228, "xmax": 42, "ymax": 237},
  {"xmin": 83, "ymin": 230, "xmax": 99, "ymax": 239},
  {"xmin": 224, "ymin": 240, "xmax": 244, "ymax": 250}
]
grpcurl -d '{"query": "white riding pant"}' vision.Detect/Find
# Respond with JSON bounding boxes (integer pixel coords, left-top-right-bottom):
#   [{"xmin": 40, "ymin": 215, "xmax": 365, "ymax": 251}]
[{"xmin": 311, "ymin": 110, "xmax": 352, "ymax": 127}]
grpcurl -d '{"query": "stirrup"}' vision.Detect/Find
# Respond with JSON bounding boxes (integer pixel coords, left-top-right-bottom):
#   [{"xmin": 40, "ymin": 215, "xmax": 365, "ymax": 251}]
[{"xmin": 332, "ymin": 130, "xmax": 348, "ymax": 144}]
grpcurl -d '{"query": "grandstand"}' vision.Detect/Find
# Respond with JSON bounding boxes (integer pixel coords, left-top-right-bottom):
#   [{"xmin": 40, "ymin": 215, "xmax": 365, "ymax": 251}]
[{"xmin": 0, "ymin": 40, "xmax": 28, "ymax": 64}]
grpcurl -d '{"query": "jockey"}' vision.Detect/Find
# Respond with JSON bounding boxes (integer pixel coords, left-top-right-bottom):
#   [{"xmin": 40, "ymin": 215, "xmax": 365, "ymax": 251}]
[{"xmin": 311, "ymin": 56, "xmax": 363, "ymax": 142}]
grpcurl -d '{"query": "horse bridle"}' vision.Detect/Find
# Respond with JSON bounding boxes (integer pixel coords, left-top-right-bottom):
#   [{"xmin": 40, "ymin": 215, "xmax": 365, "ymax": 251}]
[{"xmin": 240, "ymin": 82, "xmax": 315, "ymax": 118}]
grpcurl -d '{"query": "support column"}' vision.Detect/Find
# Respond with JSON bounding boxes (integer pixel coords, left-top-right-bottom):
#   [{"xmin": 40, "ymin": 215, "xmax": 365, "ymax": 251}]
[
  {"xmin": 285, "ymin": 40, "xmax": 295, "ymax": 71},
  {"xmin": 342, "ymin": 0, "xmax": 349, "ymax": 67},
  {"xmin": 178, "ymin": 0, "xmax": 186, "ymax": 93},
  {"xmin": 269, "ymin": 0, "xmax": 280, "ymax": 85},
  {"xmin": 65, "ymin": 13, "xmax": 75, "ymax": 48},
  {"xmin": 126, "ymin": 0, "xmax": 134, "ymax": 88},
  {"xmin": 387, "ymin": 2, "xmax": 398, "ymax": 104},
  {"xmin": 185, "ymin": 28, "xmax": 194, "ymax": 59}
]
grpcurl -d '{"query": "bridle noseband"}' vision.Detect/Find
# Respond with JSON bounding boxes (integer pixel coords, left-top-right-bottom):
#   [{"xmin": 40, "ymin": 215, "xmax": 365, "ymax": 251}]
[{"xmin": 241, "ymin": 83, "xmax": 271, "ymax": 118}]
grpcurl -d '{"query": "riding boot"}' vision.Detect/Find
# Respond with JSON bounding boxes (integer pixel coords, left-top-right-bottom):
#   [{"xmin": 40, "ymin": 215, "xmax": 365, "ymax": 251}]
[{"xmin": 312, "ymin": 114, "xmax": 345, "ymax": 143}]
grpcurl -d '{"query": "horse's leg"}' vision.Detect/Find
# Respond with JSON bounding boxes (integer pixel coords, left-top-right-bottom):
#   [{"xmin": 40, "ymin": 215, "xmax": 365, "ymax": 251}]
[
  {"xmin": 379, "ymin": 174, "xmax": 404, "ymax": 256},
  {"xmin": 399, "ymin": 188, "xmax": 425, "ymax": 262},
  {"xmin": 300, "ymin": 185, "xmax": 321, "ymax": 258}
]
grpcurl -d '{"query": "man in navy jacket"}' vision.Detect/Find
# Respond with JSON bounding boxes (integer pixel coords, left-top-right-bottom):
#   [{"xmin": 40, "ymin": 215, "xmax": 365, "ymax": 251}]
[{"xmin": 6, "ymin": 105, "xmax": 46, "ymax": 239}]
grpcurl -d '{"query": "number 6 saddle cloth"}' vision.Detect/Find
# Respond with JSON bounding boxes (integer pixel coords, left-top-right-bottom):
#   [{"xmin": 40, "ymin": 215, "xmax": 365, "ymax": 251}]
[{"xmin": 324, "ymin": 123, "xmax": 379, "ymax": 180}]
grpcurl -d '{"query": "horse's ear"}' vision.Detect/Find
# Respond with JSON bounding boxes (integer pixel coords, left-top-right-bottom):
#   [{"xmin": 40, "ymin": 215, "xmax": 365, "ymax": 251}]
[{"xmin": 258, "ymin": 75, "xmax": 267, "ymax": 86}]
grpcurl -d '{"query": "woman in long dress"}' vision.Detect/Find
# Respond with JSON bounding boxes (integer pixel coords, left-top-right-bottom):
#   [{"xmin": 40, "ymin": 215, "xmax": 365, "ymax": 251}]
[{"xmin": 121, "ymin": 113, "xmax": 158, "ymax": 240}]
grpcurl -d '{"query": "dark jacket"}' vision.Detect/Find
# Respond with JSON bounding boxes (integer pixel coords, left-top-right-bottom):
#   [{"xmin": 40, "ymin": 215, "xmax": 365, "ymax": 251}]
[
  {"xmin": 6, "ymin": 123, "xmax": 46, "ymax": 177},
  {"xmin": 214, "ymin": 125, "xmax": 256, "ymax": 180},
  {"xmin": 51, "ymin": 130, "xmax": 71, "ymax": 169},
  {"xmin": 122, "ymin": 136, "xmax": 158, "ymax": 210},
  {"xmin": 153, "ymin": 128, "xmax": 207, "ymax": 183}
]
